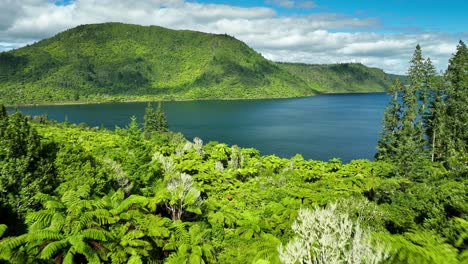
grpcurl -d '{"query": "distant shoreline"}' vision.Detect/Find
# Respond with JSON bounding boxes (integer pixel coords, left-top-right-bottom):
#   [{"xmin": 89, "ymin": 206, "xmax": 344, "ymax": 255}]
[{"xmin": 5, "ymin": 91, "xmax": 386, "ymax": 108}]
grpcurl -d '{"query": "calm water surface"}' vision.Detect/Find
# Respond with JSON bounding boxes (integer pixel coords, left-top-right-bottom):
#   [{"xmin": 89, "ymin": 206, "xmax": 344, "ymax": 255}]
[{"xmin": 11, "ymin": 93, "xmax": 389, "ymax": 162}]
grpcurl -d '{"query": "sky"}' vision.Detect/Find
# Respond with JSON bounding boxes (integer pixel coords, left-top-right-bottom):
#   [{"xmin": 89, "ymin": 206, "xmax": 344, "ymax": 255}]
[{"xmin": 0, "ymin": 0, "xmax": 466, "ymax": 74}]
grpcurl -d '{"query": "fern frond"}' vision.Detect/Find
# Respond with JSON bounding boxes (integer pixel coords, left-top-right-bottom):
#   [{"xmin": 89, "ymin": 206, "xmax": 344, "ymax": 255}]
[
  {"xmin": 63, "ymin": 250, "xmax": 74, "ymax": 264},
  {"xmin": 112, "ymin": 195, "xmax": 149, "ymax": 215},
  {"xmin": 128, "ymin": 254, "xmax": 144, "ymax": 264},
  {"xmin": 30, "ymin": 230, "xmax": 64, "ymax": 242},
  {"xmin": 26, "ymin": 210, "xmax": 55, "ymax": 227},
  {"xmin": 81, "ymin": 229, "xmax": 111, "ymax": 242},
  {"xmin": 68, "ymin": 236, "xmax": 101, "ymax": 263},
  {"xmin": 0, "ymin": 225, "xmax": 7, "ymax": 238},
  {"xmin": 39, "ymin": 240, "xmax": 69, "ymax": 259}
]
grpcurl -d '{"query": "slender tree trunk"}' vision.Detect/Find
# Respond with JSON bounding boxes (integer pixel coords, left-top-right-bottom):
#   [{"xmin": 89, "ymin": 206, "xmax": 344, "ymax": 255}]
[{"xmin": 431, "ymin": 130, "xmax": 436, "ymax": 162}]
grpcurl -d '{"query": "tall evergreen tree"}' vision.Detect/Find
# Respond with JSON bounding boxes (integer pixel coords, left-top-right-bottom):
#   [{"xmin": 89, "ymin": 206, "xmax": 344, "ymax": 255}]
[
  {"xmin": 376, "ymin": 79, "xmax": 403, "ymax": 160},
  {"xmin": 143, "ymin": 102, "xmax": 158, "ymax": 138},
  {"xmin": 406, "ymin": 44, "xmax": 426, "ymax": 144},
  {"xmin": 143, "ymin": 102, "xmax": 168, "ymax": 137},
  {"xmin": 444, "ymin": 40, "xmax": 468, "ymax": 167},
  {"xmin": 376, "ymin": 45, "xmax": 431, "ymax": 177},
  {"xmin": 425, "ymin": 74, "xmax": 447, "ymax": 162},
  {"xmin": 155, "ymin": 102, "xmax": 168, "ymax": 132}
]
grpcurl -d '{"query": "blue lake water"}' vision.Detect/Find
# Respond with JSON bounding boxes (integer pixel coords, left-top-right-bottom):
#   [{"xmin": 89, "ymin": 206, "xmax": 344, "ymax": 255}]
[{"xmin": 10, "ymin": 93, "xmax": 389, "ymax": 162}]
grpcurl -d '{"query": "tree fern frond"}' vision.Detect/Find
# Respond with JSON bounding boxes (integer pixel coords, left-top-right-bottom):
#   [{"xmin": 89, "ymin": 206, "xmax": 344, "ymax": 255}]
[
  {"xmin": 128, "ymin": 254, "xmax": 144, "ymax": 264},
  {"xmin": 172, "ymin": 221, "xmax": 190, "ymax": 244},
  {"xmin": 0, "ymin": 225, "xmax": 7, "ymax": 238},
  {"xmin": 26, "ymin": 211, "xmax": 55, "ymax": 227},
  {"xmin": 34, "ymin": 193, "xmax": 56, "ymax": 204},
  {"xmin": 112, "ymin": 195, "xmax": 149, "ymax": 215},
  {"xmin": 378, "ymin": 231, "xmax": 458, "ymax": 264},
  {"xmin": 30, "ymin": 230, "xmax": 64, "ymax": 242},
  {"xmin": 39, "ymin": 240, "xmax": 69, "ymax": 259},
  {"xmin": 63, "ymin": 249, "xmax": 74, "ymax": 264},
  {"xmin": 81, "ymin": 229, "xmax": 111, "ymax": 242},
  {"xmin": 0, "ymin": 235, "xmax": 28, "ymax": 253},
  {"xmin": 69, "ymin": 236, "xmax": 101, "ymax": 263},
  {"xmin": 49, "ymin": 213, "xmax": 66, "ymax": 231}
]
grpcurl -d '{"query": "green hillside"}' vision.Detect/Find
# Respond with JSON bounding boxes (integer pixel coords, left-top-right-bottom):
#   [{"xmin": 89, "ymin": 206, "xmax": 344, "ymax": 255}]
[
  {"xmin": 0, "ymin": 22, "xmax": 397, "ymax": 105},
  {"xmin": 277, "ymin": 62, "xmax": 397, "ymax": 93}
]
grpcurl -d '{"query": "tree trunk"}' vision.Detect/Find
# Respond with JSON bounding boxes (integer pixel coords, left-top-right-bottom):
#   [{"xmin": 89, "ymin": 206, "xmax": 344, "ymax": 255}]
[{"xmin": 431, "ymin": 130, "xmax": 436, "ymax": 162}]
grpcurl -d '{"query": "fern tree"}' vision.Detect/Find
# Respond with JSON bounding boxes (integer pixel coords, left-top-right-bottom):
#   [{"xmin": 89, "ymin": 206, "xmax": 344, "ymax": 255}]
[
  {"xmin": 153, "ymin": 153, "xmax": 202, "ymax": 221},
  {"xmin": 2, "ymin": 187, "xmax": 113, "ymax": 263},
  {"xmin": 164, "ymin": 222, "xmax": 216, "ymax": 264},
  {"xmin": 101, "ymin": 189, "xmax": 171, "ymax": 264},
  {"xmin": 378, "ymin": 230, "xmax": 459, "ymax": 264},
  {"xmin": 376, "ymin": 79, "xmax": 403, "ymax": 160}
]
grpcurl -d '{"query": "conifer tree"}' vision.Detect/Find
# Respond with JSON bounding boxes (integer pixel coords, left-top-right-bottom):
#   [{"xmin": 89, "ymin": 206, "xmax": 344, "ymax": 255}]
[
  {"xmin": 143, "ymin": 102, "xmax": 158, "ymax": 138},
  {"xmin": 376, "ymin": 79, "xmax": 403, "ymax": 160},
  {"xmin": 155, "ymin": 101, "xmax": 168, "ymax": 132},
  {"xmin": 425, "ymin": 74, "xmax": 446, "ymax": 162},
  {"xmin": 376, "ymin": 45, "xmax": 431, "ymax": 177},
  {"xmin": 444, "ymin": 40, "xmax": 468, "ymax": 166}
]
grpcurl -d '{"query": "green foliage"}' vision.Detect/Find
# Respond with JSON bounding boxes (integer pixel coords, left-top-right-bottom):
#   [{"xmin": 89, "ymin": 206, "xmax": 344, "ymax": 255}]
[
  {"xmin": 1, "ymin": 40, "xmax": 467, "ymax": 264},
  {"xmin": 0, "ymin": 119, "xmax": 466, "ymax": 263},
  {"xmin": 0, "ymin": 111, "xmax": 59, "ymax": 233},
  {"xmin": 376, "ymin": 43, "xmax": 467, "ymax": 180},
  {"xmin": 0, "ymin": 23, "xmax": 319, "ymax": 105},
  {"xmin": 379, "ymin": 231, "xmax": 459, "ymax": 264},
  {"xmin": 277, "ymin": 62, "xmax": 399, "ymax": 93},
  {"xmin": 0, "ymin": 23, "xmax": 402, "ymax": 106}
]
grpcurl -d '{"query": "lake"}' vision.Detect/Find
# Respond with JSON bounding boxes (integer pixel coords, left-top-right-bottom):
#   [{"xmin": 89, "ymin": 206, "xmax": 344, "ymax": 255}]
[{"xmin": 10, "ymin": 93, "xmax": 389, "ymax": 162}]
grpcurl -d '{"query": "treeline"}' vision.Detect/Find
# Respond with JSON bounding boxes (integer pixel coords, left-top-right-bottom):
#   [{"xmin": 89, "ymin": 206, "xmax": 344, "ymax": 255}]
[
  {"xmin": 376, "ymin": 41, "xmax": 467, "ymax": 178},
  {"xmin": 0, "ymin": 42, "xmax": 467, "ymax": 264}
]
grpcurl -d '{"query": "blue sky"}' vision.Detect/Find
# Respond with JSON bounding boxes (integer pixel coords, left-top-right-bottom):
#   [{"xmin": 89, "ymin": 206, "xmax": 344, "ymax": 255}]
[
  {"xmin": 1, "ymin": 0, "xmax": 466, "ymax": 74},
  {"xmin": 191, "ymin": 0, "xmax": 467, "ymax": 33}
]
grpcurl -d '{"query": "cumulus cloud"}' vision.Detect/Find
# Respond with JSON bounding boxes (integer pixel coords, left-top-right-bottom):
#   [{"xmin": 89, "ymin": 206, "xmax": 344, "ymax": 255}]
[
  {"xmin": 0, "ymin": 0, "xmax": 463, "ymax": 74},
  {"xmin": 266, "ymin": 0, "xmax": 316, "ymax": 9}
]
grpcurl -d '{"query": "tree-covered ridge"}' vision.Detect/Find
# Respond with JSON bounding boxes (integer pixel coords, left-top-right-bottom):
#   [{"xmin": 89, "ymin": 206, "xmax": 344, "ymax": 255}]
[
  {"xmin": 276, "ymin": 62, "xmax": 399, "ymax": 93},
  {"xmin": 0, "ymin": 22, "xmax": 397, "ymax": 105},
  {"xmin": 0, "ymin": 22, "xmax": 314, "ymax": 105}
]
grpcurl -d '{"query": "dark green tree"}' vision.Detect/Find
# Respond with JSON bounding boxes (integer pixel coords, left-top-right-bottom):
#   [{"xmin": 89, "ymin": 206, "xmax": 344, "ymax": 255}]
[
  {"xmin": 405, "ymin": 44, "xmax": 426, "ymax": 144},
  {"xmin": 425, "ymin": 75, "xmax": 447, "ymax": 162},
  {"xmin": 155, "ymin": 102, "xmax": 168, "ymax": 133},
  {"xmin": 376, "ymin": 79, "xmax": 403, "ymax": 160},
  {"xmin": 143, "ymin": 102, "xmax": 168, "ymax": 136},
  {"xmin": 126, "ymin": 115, "xmax": 141, "ymax": 140},
  {"xmin": 143, "ymin": 102, "xmax": 158, "ymax": 139},
  {"xmin": 376, "ymin": 45, "xmax": 431, "ymax": 177},
  {"xmin": 444, "ymin": 40, "xmax": 468, "ymax": 169},
  {"xmin": 0, "ymin": 104, "xmax": 7, "ymax": 120},
  {"xmin": 0, "ymin": 112, "xmax": 58, "ymax": 232}
]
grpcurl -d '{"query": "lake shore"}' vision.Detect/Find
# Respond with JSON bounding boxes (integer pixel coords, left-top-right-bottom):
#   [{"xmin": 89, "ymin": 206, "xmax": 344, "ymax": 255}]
[{"xmin": 4, "ymin": 91, "xmax": 386, "ymax": 108}]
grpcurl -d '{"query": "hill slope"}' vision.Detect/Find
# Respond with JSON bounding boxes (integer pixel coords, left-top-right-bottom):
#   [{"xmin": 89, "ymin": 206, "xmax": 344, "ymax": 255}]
[
  {"xmin": 277, "ymin": 62, "xmax": 396, "ymax": 93},
  {"xmin": 0, "ymin": 23, "xmax": 317, "ymax": 104},
  {"xmin": 0, "ymin": 23, "xmax": 396, "ymax": 105}
]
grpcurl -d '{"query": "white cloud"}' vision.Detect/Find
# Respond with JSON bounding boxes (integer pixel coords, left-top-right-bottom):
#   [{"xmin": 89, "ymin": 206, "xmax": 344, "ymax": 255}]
[
  {"xmin": 266, "ymin": 0, "xmax": 316, "ymax": 9},
  {"xmin": 0, "ymin": 0, "xmax": 463, "ymax": 74}
]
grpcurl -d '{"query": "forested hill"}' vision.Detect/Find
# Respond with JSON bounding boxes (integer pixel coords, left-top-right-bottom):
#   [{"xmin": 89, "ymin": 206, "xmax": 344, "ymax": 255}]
[
  {"xmin": 277, "ymin": 62, "xmax": 397, "ymax": 93},
  {"xmin": 1, "ymin": 22, "xmax": 395, "ymax": 105}
]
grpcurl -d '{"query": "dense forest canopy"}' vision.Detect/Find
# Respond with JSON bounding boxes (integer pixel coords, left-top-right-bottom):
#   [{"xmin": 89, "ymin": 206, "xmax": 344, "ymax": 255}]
[
  {"xmin": 0, "ymin": 23, "xmax": 399, "ymax": 105},
  {"xmin": 0, "ymin": 42, "xmax": 467, "ymax": 263}
]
